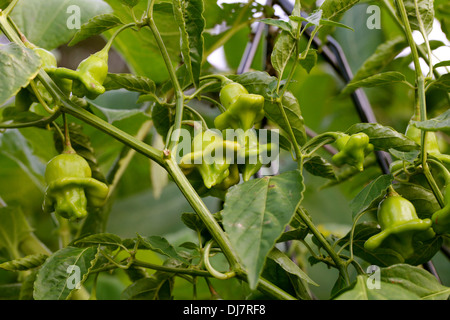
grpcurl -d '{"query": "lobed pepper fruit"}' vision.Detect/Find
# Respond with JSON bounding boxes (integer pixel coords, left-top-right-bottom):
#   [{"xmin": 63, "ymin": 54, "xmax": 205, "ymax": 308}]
[
  {"xmin": 214, "ymin": 82, "xmax": 265, "ymax": 131},
  {"xmin": 53, "ymin": 48, "xmax": 108, "ymax": 100},
  {"xmin": 331, "ymin": 132, "xmax": 374, "ymax": 171},
  {"xmin": 179, "ymin": 130, "xmax": 240, "ymax": 189},
  {"xmin": 43, "ymin": 152, "xmax": 109, "ymax": 220},
  {"xmin": 431, "ymin": 168, "xmax": 450, "ymax": 235},
  {"xmin": 235, "ymin": 129, "xmax": 274, "ymax": 182},
  {"xmin": 364, "ymin": 189, "xmax": 435, "ymax": 261}
]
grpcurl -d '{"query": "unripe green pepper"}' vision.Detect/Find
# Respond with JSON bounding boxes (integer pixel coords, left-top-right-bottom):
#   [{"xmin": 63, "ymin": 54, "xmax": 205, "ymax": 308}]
[
  {"xmin": 214, "ymin": 82, "xmax": 265, "ymax": 131},
  {"xmin": 43, "ymin": 152, "xmax": 109, "ymax": 220},
  {"xmin": 431, "ymin": 186, "xmax": 450, "ymax": 235},
  {"xmin": 235, "ymin": 129, "xmax": 274, "ymax": 182},
  {"xmin": 364, "ymin": 188, "xmax": 434, "ymax": 260},
  {"xmin": 331, "ymin": 133, "xmax": 373, "ymax": 171},
  {"xmin": 179, "ymin": 130, "xmax": 240, "ymax": 189},
  {"xmin": 72, "ymin": 49, "xmax": 109, "ymax": 100}
]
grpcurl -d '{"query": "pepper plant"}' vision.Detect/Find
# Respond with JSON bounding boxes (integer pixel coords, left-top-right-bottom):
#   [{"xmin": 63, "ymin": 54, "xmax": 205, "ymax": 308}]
[{"xmin": 0, "ymin": 0, "xmax": 449, "ymax": 301}]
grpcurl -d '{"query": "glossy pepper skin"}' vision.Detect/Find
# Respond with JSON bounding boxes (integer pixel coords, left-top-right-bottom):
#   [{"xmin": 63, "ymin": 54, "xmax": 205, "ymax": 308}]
[
  {"xmin": 431, "ymin": 185, "xmax": 450, "ymax": 235},
  {"xmin": 179, "ymin": 130, "xmax": 240, "ymax": 189},
  {"xmin": 331, "ymin": 133, "xmax": 373, "ymax": 171},
  {"xmin": 43, "ymin": 153, "xmax": 109, "ymax": 220},
  {"xmin": 72, "ymin": 49, "xmax": 108, "ymax": 100},
  {"xmin": 214, "ymin": 83, "xmax": 265, "ymax": 131},
  {"xmin": 364, "ymin": 191, "xmax": 434, "ymax": 261},
  {"xmin": 235, "ymin": 129, "xmax": 274, "ymax": 182}
]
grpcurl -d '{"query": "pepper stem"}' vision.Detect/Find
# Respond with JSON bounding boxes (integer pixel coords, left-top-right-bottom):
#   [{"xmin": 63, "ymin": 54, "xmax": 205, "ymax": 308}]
[
  {"xmin": 387, "ymin": 185, "xmax": 399, "ymax": 197},
  {"xmin": 62, "ymin": 113, "xmax": 75, "ymax": 154}
]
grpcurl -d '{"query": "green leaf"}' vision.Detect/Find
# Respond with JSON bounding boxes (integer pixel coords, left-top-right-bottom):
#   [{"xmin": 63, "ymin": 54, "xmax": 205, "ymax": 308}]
[
  {"xmin": 137, "ymin": 234, "xmax": 188, "ymax": 263},
  {"xmin": 319, "ymin": 19, "xmax": 354, "ymax": 31},
  {"xmin": 320, "ymin": 0, "xmax": 360, "ymax": 21},
  {"xmin": 346, "ymin": 123, "xmax": 419, "ymax": 152},
  {"xmin": 380, "ymin": 264, "xmax": 450, "ymax": 300},
  {"xmin": 172, "ymin": 0, "xmax": 205, "ymax": 87},
  {"xmin": 151, "ymin": 103, "xmax": 173, "ymax": 140},
  {"xmin": 69, "ymin": 13, "xmax": 123, "ymax": 46},
  {"xmin": 403, "ymin": 0, "xmax": 434, "ymax": 35},
  {"xmin": 0, "ymin": 43, "xmax": 41, "ymax": 106},
  {"xmin": 11, "ymin": 0, "xmax": 112, "ymax": 50},
  {"xmin": 0, "ymin": 254, "xmax": 48, "ymax": 271},
  {"xmin": 268, "ymin": 247, "xmax": 318, "ymax": 286},
  {"xmin": 103, "ymin": 73, "xmax": 156, "ymax": 94},
  {"xmin": 411, "ymin": 108, "xmax": 450, "ymax": 133},
  {"xmin": 260, "ymin": 18, "xmax": 293, "ymax": 35},
  {"xmin": 33, "ymin": 246, "xmax": 100, "ymax": 300},
  {"xmin": 334, "ymin": 274, "xmax": 420, "ymax": 300},
  {"xmin": 90, "ymin": 103, "xmax": 149, "ymax": 124},
  {"xmin": 121, "ymin": 274, "xmax": 173, "ymax": 300},
  {"xmin": 388, "ymin": 148, "xmax": 420, "ymax": 163},
  {"xmin": 222, "ymin": 170, "xmax": 305, "ymax": 289},
  {"xmin": 0, "ymin": 129, "xmax": 46, "ymax": 189},
  {"xmin": 394, "ymin": 183, "xmax": 441, "ymax": 219},
  {"xmin": 0, "ymin": 284, "xmax": 21, "ymax": 300},
  {"xmin": 345, "ymin": 36, "xmax": 407, "ymax": 84},
  {"xmin": 349, "ymin": 174, "xmax": 393, "ymax": 219},
  {"xmin": 303, "ymin": 156, "xmax": 337, "ymax": 180},
  {"xmin": 119, "ymin": 0, "xmax": 140, "ymax": 7},
  {"xmin": 434, "ymin": 60, "xmax": 450, "ymax": 68},
  {"xmin": 271, "ymin": 30, "xmax": 296, "ymax": 78},
  {"xmin": 299, "ymin": 49, "xmax": 318, "ymax": 74},
  {"xmin": 342, "ymin": 71, "xmax": 407, "ymax": 95},
  {"xmin": 427, "ymin": 73, "xmax": 450, "ymax": 92},
  {"xmin": 0, "ymin": 207, "xmax": 33, "ymax": 257},
  {"xmin": 104, "ymin": 1, "xmax": 180, "ymax": 83},
  {"xmin": 73, "ymin": 233, "xmax": 123, "ymax": 249}
]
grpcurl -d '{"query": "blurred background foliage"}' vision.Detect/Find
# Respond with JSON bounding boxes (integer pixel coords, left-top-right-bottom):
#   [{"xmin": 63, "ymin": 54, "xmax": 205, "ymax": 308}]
[{"xmin": 0, "ymin": 0, "xmax": 449, "ymax": 299}]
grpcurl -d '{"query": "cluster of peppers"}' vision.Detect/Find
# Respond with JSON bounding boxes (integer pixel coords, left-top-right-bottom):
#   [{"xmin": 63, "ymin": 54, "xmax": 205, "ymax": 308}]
[
  {"xmin": 179, "ymin": 81, "xmax": 272, "ymax": 193},
  {"xmin": 18, "ymin": 41, "xmax": 111, "ymax": 221},
  {"xmin": 362, "ymin": 115, "xmax": 450, "ymax": 261},
  {"xmin": 16, "ymin": 38, "xmax": 110, "ymax": 113}
]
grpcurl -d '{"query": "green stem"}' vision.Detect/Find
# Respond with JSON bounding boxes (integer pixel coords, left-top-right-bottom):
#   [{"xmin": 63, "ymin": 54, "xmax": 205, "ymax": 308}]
[
  {"xmin": 103, "ymin": 23, "xmax": 137, "ymax": 54},
  {"xmin": 147, "ymin": 0, "xmax": 184, "ymax": 149},
  {"xmin": 395, "ymin": 0, "xmax": 444, "ymax": 207},
  {"xmin": 297, "ymin": 207, "xmax": 350, "ymax": 286},
  {"xmin": 0, "ymin": 108, "xmax": 62, "ymax": 129},
  {"xmin": 3, "ymin": 0, "xmax": 19, "ymax": 16},
  {"xmin": 164, "ymin": 158, "xmax": 241, "ymax": 270}
]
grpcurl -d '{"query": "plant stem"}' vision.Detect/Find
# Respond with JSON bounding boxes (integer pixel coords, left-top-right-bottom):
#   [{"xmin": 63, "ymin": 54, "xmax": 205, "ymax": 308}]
[
  {"xmin": 3, "ymin": 0, "xmax": 19, "ymax": 16},
  {"xmin": 296, "ymin": 207, "xmax": 350, "ymax": 286},
  {"xmin": 395, "ymin": 0, "xmax": 444, "ymax": 206},
  {"xmin": 164, "ymin": 158, "xmax": 241, "ymax": 270},
  {"xmin": 147, "ymin": 0, "xmax": 184, "ymax": 150}
]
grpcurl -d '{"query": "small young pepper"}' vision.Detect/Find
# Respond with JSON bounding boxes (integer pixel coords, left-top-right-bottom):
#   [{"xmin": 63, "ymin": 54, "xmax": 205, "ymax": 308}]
[
  {"xmin": 214, "ymin": 82, "xmax": 265, "ymax": 131},
  {"xmin": 431, "ymin": 168, "xmax": 450, "ymax": 235},
  {"xmin": 364, "ymin": 187, "xmax": 434, "ymax": 261},
  {"xmin": 331, "ymin": 132, "xmax": 373, "ymax": 171},
  {"xmin": 43, "ymin": 152, "xmax": 109, "ymax": 220},
  {"xmin": 179, "ymin": 130, "xmax": 240, "ymax": 189}
]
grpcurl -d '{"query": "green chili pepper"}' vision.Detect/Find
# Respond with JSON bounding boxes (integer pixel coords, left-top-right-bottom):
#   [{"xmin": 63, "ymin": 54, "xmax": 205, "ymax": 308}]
[
  {"xmin": 331, "ymin": 133, "xmax": 373, "ymax": 171},
  {"xmin": 214, "ymin": 82, "xmax": 265, "ymax": 131},
  {"xmin": 364, "ymin": 188, "xmax": 434, "ymax": 260},
  {"xmin": 43, "ymin": 152, "xmax": 109, "ymax": 220},
  {"xmin": 179, "ymin": 129, "xmax": 240, "ymax": 189}
]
